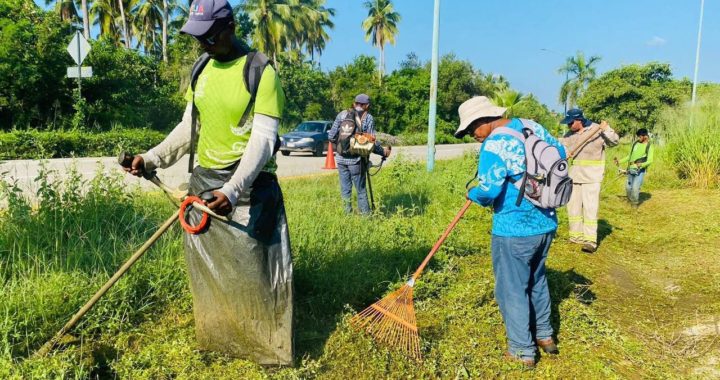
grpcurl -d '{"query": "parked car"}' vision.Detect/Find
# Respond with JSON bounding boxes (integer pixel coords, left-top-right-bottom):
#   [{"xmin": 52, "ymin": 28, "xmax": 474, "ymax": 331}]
[{"xmin": 279, "ymin": 121, "xmax": 333, "ymax": 156}]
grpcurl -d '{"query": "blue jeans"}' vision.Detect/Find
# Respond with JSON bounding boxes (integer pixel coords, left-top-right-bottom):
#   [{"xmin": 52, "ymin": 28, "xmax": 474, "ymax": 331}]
[
  {"xmin": 491, "ymin": 232, "xmax": 555, "ymax": 360},
  {"xmin": 626, "ymin": 169, "xmax": 646, "ymax": 205},
  {"xmin": 338, "ymin": 161, "xmax": 369, "ymax": 214}
]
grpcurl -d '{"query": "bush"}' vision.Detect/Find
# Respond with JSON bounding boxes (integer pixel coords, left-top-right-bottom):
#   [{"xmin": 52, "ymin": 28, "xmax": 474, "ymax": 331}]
[
  {"xmin": 657, "ymin": 92, "xmax": 720, "ymax": 189},
  {"xmin": 0, "ymin": 129, "xmax": 166, "ymax": 159}
]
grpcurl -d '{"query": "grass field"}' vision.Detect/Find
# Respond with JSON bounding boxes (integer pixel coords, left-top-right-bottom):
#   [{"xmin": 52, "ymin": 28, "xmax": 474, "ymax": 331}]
[{"xmin": 1, "ymin": 146, "xmax": 718, "ymax": 379}]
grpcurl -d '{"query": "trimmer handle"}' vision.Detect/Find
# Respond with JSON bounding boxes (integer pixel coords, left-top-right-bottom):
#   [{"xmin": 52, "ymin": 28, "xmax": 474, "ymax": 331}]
[
  {"xmin": 118, "ymin": 151, "xmax": 155, "ymax": 180},
  {"xmin": 200, "ymin": 192, "xmax": 216, "ymax": 203}
]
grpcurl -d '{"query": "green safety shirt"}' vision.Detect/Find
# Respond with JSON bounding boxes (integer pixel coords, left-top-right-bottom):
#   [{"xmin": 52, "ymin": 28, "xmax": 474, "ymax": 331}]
[
  {"xmin": 619, "ymin": 141, "xmax": 654, "ymax": 169},
  {"xmin": 185, "ymin": 55, "xmax": 285, "ymax": 171}
]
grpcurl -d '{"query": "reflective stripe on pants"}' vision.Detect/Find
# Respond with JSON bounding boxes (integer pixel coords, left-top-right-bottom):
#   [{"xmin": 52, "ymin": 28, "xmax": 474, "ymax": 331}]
[{"xmin": 566, "ymin": 182, "xmax": 601, "ymax": 244}]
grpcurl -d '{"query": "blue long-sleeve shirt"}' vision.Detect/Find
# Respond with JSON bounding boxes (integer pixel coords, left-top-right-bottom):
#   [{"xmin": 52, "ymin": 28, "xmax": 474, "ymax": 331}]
[
  {"xmin": 327, "ymin": 109, "xmax": 384, "ymax": 165},
  {"xmin": 467, "ymin": 118, "xmax": 567, "ymax": 237}
]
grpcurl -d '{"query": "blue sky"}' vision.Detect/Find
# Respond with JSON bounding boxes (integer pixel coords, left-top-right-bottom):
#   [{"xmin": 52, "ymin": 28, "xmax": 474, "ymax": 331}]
[{"xmin": 318, "ymin": 0, "xmax": 719, "ymax": 111}]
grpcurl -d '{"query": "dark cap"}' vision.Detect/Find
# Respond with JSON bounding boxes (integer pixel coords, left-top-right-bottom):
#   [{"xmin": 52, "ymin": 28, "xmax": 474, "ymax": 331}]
[
  {"xmin": 636, "ymin": 128, "xmax": 649, "ymax": 136},
  {"xmin": 354, "ymin": 94, "xmax": 371, "ymax": 104},
  {"xmin": 180, "ymin": 0, "xmax": 233, "ymax": 37},
  {"xmin": 560, "ymin": 108, "xmax": 592, "ymax": 127}
]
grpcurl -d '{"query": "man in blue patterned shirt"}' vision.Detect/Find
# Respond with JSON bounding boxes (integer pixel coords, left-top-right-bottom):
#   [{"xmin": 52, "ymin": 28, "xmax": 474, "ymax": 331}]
[
  {"xmin": 456, "ymin": 96, "xmax": 566, "ymax": 368},
  {"xmin": 328, "ymin": 94, "xmax": 390, "ymax": 214}
]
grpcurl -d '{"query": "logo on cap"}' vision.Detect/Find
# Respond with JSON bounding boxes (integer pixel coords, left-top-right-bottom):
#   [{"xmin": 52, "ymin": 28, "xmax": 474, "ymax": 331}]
[{"xmin": 191, "ymin": 3, "xmax": 204, "ymax": 16}]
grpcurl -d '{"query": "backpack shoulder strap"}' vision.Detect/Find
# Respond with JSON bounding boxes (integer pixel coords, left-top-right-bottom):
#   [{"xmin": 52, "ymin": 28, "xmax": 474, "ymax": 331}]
[
  {"xmin": 190, "ymin": 52, "xmax": 211, "ymax": 91},
  {"xmin": 243, "ymin": 51, "xmax": 270, "ymax": 101},
  {"xmin": 188, "ymin": 53, "xmax": 210, "ymax": 173},
  {"xmin": 628, "ymin": 140, "xmax": 639, "ymax": 168},
  {"xmin": 491, "ymin": 126, "xmax": 526, "ymax": 141}
]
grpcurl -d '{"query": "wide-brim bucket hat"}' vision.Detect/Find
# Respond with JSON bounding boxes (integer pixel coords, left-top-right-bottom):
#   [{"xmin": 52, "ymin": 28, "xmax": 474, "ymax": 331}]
[{"xmin": 455, "ymin": 96, "xmax": 506, "ymax": 138}]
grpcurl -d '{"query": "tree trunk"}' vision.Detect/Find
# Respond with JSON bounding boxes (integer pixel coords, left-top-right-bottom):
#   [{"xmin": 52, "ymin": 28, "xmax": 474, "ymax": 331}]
[
  {"xmin": 379, "ymin": 45, "xmax": 384, "ymax": 86},
  {"xmin": 162, "ymin": 0, "xmax": 168, "ymax": 62},
  {"xmin": 81, "ymin": 0, "xmax": 90, "ymax": 40},
  {"xmin": 118, "ymin": 0, "xmax": 130, "ymax": 48}
]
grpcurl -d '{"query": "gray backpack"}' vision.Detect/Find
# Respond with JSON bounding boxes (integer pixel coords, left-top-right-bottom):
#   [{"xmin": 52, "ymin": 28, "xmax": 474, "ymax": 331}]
[{"xmin": 492, "ymin": 119, "xmax": 573, "ymax": 209}]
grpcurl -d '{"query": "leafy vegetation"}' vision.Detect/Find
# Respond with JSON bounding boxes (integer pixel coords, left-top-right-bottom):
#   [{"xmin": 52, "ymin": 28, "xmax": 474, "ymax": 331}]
[
  {"xmin": 578, "ymin": 63, "xmax": 690, "ymax": 136},
  {"xmin": 1, "ymin": 154, "xmax": 717, "ymax": 378},
  {"xmin": 0, "ymin": 128, "xmax": 165, "ymax": 159}
]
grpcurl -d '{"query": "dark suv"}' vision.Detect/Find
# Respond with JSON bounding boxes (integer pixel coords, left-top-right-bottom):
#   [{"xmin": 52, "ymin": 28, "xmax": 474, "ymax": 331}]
[{"xmin": 279, "ymin": 121, "xmax": 332, "ymax": 156}]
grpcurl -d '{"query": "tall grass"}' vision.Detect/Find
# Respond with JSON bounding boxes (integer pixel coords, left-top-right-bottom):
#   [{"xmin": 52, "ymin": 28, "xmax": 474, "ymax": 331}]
[
  {"xmin": 657, "ymin": 92, "xmax": 720, "ymax": 188},
  {"xmin": 0, "ymin": 163, "xmax": 188, "ymax": 378}
]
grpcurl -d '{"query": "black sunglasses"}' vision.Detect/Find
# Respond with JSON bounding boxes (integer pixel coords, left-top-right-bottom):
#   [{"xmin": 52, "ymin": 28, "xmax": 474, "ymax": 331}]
[{"xmin": 194, "ymin": 19, "xmax": 232, "ymax": 46}]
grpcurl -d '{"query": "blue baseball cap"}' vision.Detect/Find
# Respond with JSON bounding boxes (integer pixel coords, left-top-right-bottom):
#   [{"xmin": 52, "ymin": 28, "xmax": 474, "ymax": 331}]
[
  {"xmin": 180, "ymin": 0, "xmax": 233, "ymax": 37},
  {"xmin": 561, "ymin": 108, "xmax": 592, "ymax": 127}
]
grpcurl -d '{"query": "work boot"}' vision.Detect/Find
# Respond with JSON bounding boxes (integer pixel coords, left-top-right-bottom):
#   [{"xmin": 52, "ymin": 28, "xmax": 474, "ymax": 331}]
[
  {"xmin": 582, "ymin": 242, "xmax": 597, "ymax": 253},
  {"xmin": 504, "ymin": 352, "xmax": 536, "ymax": 369},
  {"xmin": 536, "ymin": 338, "xmax": 559, "ymax": 355}
]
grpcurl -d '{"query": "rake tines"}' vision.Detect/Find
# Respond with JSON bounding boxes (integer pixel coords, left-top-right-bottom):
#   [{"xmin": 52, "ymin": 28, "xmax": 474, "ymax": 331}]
[
  {"xmin": 349, "ymin": 200, "xmax": 473, "ymax": 361},
  {"xmin": 350, "ymin": 282, "xmax": 421, "ymax": 360}
]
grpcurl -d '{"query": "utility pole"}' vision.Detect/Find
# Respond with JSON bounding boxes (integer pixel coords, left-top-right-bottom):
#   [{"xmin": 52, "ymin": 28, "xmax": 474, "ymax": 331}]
[
  {"xmin": 691, "ymin": 0, "xmax": 705, "ymax": 107},
  {"xmin": 427, "ymin": 0, "xmax": 440, "ymax": 172}
]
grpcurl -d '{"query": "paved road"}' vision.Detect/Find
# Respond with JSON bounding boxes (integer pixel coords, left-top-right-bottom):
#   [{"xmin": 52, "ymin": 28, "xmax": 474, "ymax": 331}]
[{"xmin": 0, "ymin": 143, "xmax": 480, "ymax": 195}]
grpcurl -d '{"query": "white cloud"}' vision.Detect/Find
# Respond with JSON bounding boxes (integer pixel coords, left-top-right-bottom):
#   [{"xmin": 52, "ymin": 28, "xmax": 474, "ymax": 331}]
[{"xmin": 647, "ymin": 36, "xmax": 666, "ymax": 47}]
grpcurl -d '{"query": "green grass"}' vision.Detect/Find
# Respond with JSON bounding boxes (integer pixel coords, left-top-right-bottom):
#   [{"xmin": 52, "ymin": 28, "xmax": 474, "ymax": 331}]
[{"xmin": 1, "ymin": 153, "xmax": 718, "ymax": 378}]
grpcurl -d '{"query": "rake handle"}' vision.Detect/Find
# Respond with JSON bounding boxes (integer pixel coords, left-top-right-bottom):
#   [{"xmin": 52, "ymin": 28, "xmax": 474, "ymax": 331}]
[{"xmin": 411, "ymin": 199, "xmax": 473, "ymax": 281}]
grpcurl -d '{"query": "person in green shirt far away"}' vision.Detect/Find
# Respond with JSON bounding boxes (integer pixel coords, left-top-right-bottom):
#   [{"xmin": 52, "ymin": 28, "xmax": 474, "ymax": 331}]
[{"xmin": 614, "ymin": 128, "xmax": 653, "ymax": 208}]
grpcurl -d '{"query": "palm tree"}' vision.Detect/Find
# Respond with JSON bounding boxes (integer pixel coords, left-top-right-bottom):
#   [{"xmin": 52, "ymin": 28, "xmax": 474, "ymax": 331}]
[
  {"xmin": 91, "ymin": 0, "xmax": 121, "ymax": 41},
  {"xmin": 243, "ymin": 0, "xmax": 293, "ymax": 66},
  {"xmin": 132, "ymin": 0, "xmax": 162, "ymax": 56},
  {"xmin": 80, "ymin": 0, "xmax": 90, "ymax": 40},
  {"xmin": 46, "ymin": 0, "xmax": 79, "ymax": 23},
  {"xmin": 362, "ymin": 0, "xmax": 400, "ymax": 84},
  {"xmin": 296, "ymin": 0, "xmax": 335, "ymax": 62},
  {"xmin": 493, "ymin": 89, "xmax": 526, "ymax": 116},
  {"xmin": 558, "ymin": 51, "xmax": 601, "ymax": 109},
  {"xmin": 161, "ymin": 0, "xmax": 170, "ymax": 62},
  {"xmin": 117, "ymin": 0, "xmax": 131, "ymax": 48}
]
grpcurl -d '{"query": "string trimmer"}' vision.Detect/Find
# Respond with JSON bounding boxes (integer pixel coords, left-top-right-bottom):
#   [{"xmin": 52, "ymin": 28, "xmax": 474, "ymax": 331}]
[
  {"xmin": 33, "ymin": 152, "xmax": 228, "ymax": 357},
  {"xmin": 364, "ymin": 146, "xmax": 391, "ymax": 211}
]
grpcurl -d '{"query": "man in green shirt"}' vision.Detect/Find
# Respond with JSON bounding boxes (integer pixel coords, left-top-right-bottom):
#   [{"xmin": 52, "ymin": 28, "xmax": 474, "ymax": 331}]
[
  {"xmin": 122, "ymin": 0, "xmax": 293, "ymax": 365},
  {"xmin": 615, "ymin": 128, "xmax": 653, "ymax": 208}
]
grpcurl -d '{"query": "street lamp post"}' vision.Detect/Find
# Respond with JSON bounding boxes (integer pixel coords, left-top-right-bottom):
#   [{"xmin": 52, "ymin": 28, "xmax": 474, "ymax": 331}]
[
  {"xmin": 691, "ymin": 0, "xmax": 705, "ymax": 107},
  {"xmin": 427, "ymin": 0, "xmax": 440, "ymax": 172}
]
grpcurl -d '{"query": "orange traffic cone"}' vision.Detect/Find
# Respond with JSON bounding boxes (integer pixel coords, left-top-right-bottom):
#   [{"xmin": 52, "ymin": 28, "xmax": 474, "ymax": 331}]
[{"xmin": 323, "ymin": 142, "xmax": 337, "ymax": 169}]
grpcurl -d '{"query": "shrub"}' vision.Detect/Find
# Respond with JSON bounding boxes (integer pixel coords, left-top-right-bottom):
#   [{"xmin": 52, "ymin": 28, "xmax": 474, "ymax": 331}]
[{"xmin": 0, "ymin": 128, "xmax": 166, "ymax": 159}]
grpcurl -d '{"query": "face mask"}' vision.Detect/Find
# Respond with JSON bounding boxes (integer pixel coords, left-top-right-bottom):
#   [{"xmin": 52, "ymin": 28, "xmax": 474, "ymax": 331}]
[{"xmin": 354, "ymin": 106, "xmax": 364, "ymax": 113}]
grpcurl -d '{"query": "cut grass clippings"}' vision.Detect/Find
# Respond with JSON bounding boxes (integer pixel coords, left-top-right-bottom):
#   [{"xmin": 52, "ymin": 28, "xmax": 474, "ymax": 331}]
[{"xmin": 1, "ymin": 151, "xmax": 718, "ymax": 379}]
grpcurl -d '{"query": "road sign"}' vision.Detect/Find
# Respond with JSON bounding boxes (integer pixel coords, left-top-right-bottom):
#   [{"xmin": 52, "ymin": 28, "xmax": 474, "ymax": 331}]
[
  {"xmin": 67, "ymin": 67, "xmax": 93, "ymax": 78},
  {"xmin": 67, "ymin": 31, "xmax": 91, "ymax": 65}
]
